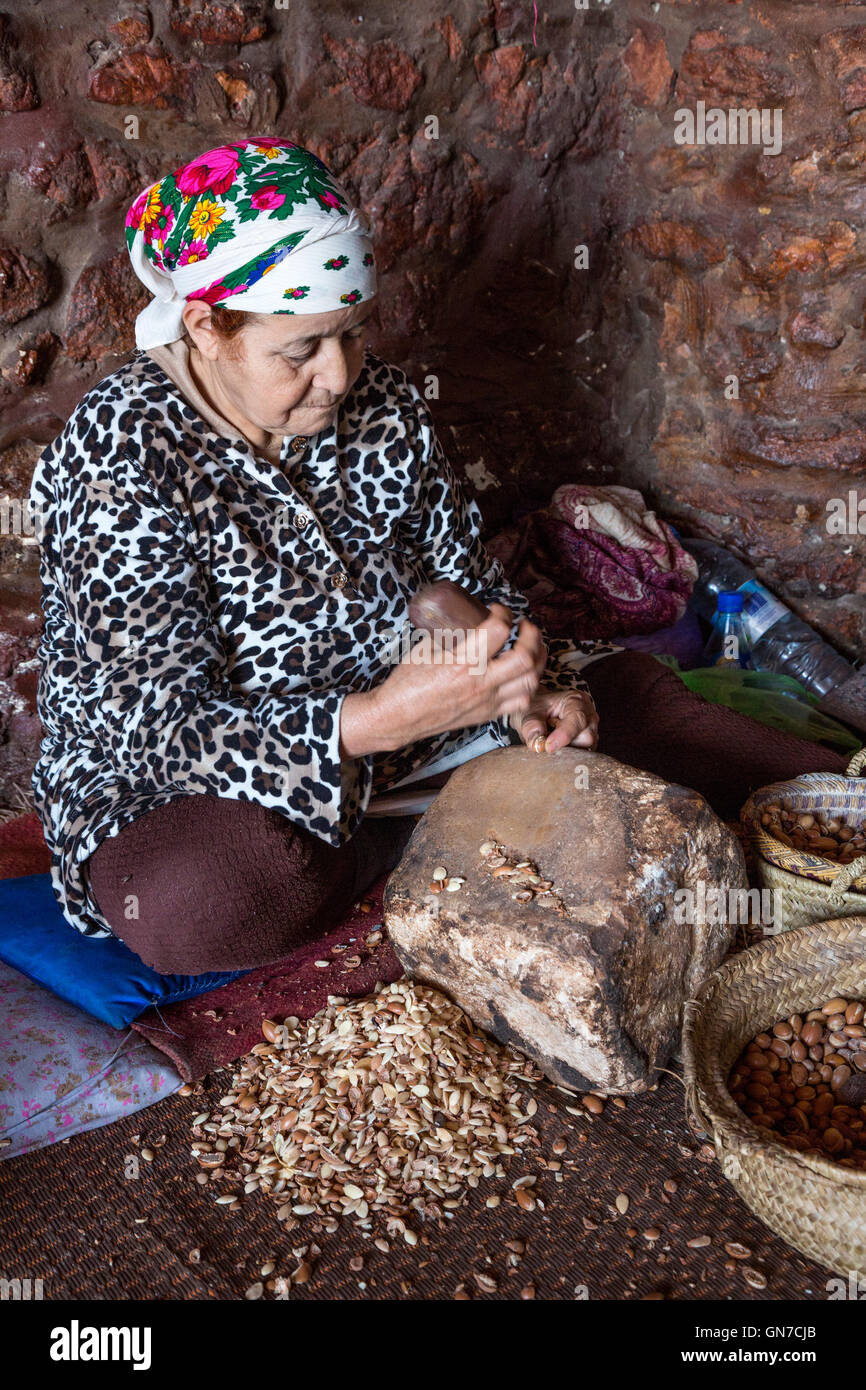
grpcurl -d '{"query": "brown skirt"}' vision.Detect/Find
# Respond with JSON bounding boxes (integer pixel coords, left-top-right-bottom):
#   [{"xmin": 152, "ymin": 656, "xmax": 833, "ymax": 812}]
[{"xmin": 87, "ymin": 796, "xmax": 417, "ymax": 975}]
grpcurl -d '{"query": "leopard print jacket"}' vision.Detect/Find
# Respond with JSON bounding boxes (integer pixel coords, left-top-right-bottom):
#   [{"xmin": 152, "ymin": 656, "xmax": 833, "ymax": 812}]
[{"xmin": 30, "ymin": 346, "xmax": 612, "ymax": 937}]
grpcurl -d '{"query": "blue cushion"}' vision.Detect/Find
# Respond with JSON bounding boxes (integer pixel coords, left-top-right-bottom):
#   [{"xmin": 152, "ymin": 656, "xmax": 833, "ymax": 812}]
[{"xmin": 0, "ymin": 874, "xmax": 247, "ymax": 1030}]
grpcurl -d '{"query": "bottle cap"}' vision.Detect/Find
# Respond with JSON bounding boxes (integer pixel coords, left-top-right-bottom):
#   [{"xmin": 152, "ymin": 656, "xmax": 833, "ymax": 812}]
[{"xmin": 717, "ymin": 591, "xmax": 744, "ymax": 613}]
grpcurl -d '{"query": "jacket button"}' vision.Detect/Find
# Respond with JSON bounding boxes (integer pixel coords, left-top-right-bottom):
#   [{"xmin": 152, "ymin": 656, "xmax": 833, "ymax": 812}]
[
  {"xmin": 291, "ymin": 436, "xmax": 308, "ymax": 452},
  {"xmin": 331, "ymin": 571, "xmax": 349, "ymax": 589},
  {"xmin": 293, "ymin": 510, "xmax": 311, "ymax": 530}
]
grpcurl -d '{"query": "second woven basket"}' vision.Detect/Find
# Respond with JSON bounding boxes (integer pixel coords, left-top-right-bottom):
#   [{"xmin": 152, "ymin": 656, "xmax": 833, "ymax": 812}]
[{"xmin": 683, "ymin": 916, "xmax": 866, "ymax": 1278}]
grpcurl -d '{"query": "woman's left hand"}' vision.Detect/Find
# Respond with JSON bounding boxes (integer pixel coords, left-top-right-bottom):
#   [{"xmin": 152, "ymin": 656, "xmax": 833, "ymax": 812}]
[{"xmin": 510, "ymin": 686, "xmax": 599, "ymax": 753}]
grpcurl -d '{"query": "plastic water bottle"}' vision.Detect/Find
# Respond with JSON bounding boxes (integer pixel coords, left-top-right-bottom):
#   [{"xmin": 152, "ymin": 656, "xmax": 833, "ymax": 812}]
[
  {"xmin": 683, "ymin": 538, "xmax": 855, "ymax": 698},
  {"xmin": 703, "ymin": 592, "xmax": 753, "ymax": 669}
]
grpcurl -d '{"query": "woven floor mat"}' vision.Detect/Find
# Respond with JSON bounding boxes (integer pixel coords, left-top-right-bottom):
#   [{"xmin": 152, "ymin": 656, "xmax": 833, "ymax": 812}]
[{"xmin": 0, "ymin": 1060, "xmax": 832, "ymax": 1301}]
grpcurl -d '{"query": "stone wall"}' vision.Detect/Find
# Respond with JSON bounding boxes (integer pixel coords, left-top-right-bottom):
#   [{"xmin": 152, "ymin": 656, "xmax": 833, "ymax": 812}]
[{"xmin": 0, "ymin": 0, "xmax": 864, "ymax": 803}]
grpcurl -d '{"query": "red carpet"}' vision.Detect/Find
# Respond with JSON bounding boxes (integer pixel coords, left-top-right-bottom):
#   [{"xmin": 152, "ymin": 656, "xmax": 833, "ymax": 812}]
[{"xmin": 0, "ymin": 812, "xmax": 51, "ymax": 878}]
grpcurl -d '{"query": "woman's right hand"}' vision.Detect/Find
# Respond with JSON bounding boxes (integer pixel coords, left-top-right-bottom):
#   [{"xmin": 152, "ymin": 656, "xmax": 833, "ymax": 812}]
[{"xmin": 339, "ymin": 604, "xmax": 546, "ymax": 758}]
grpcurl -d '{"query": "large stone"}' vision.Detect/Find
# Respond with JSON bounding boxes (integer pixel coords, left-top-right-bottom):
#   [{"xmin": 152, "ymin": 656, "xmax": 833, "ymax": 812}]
[
  {"xmin": 676, "ymin": 29, "xmax": 798, "ymax": 107},
  {"xmin": 622, "ymin": 23, "xmax": 673, "ymax": 108},
  {"xmin": 322, "ymin": 35, "xmax": 422, "ymax": 112},
  {"xmin": 474, "ymin": 47, "xmax": 592, "ymax": 159},
  {"xmin": 0, "ymin": 14, "xmax": 38, "ymax": 112},
  {"xmin": 788, "ymin": 303, "xmax": 845, "ymax": 350},
  {"xmin": 0, "ymin": 247, "xmax": 53, "ymax": 327},
  {"xmin": 87, "ymin": 42, "xmax": 195, "ymax": 110},
  {"xmin": 626, "ymin": 220, "xmax": 726, "ymax": 272},
  {"xmin": 0, "ymin": 61, "xmax": 38, "ymax": 113},
  {"xmin": 169, "ymin": 0, "xmax": 267, "ymax": 46},
  {"xmin": 211, "ymin": 64, "xmax": 280, "ymax": 129},
  {"xmin": 347, "ymin": 132, "xmax": 487, "ymax": 275},
  {"xmin": 436, "ymin": 15, "xmax": 463, "ymax": 62},
  {"xmin": 109, "ymin": 8, "xmax": 153, "ymax": 49},
  {"xmin": 474, "ymin": 44, "xmax": 525, "ymax": 107},
  {"xmin": 18, "ymin": 131, "xmax": 97, "ymax": 222},
  {"xmin": 84, "ymin": 139, "xmax": 157, "ymax": 204},
  {"xmin": 64, "ymin": 254, "xmax": 150, "ymax": 364},
  {"xmin": 731, "ymin": 420, "xmax": 866, "ymax": 473},
  {"xmin": 489, "ymin": 0, "xmax": 526, "ymax": 44},
  {"xmin": 821, "ymin": 28, "xmax": 866, "ymax": 115},
  {"xmin": 737, "ymin": 221, "xmax": 857, "ymax": 287},
  {"xmin": 6, "ymin": 330, "xmax": 60, "ymax": 387},
  {"xmin": 384, "ymin": 748, "xmax": 745, "ymax": 1095}
]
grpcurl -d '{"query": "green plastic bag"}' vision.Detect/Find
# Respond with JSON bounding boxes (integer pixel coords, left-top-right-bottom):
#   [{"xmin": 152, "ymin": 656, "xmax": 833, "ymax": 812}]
[{"xmin": 660, "ymin": 660, "xmax": 861, "ymax": 753}]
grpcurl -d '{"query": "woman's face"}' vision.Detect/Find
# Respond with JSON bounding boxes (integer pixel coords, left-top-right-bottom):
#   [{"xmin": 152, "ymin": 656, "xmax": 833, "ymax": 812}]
[{"xmin": 183, "ymin": 297, "xmax": 377, "ymax": 437}]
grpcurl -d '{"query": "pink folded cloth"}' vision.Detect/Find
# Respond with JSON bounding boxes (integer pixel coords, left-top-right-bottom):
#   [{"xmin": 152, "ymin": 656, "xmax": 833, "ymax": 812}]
[{"xmin": 487, "ymin": 484, "xmax": 698, "ymax": 640}]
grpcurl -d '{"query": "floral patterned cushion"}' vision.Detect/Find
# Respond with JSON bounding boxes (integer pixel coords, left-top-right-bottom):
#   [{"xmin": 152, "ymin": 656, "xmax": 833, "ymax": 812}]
[{"xmin": 0, "ymin": 960, "xmax": 181, "ymax": 1159}]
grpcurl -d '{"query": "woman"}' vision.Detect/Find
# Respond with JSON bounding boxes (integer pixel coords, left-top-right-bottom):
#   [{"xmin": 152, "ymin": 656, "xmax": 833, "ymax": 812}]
[{"xmin": 30, "ymin": 139, "xmax": 604, "ymax": 974}]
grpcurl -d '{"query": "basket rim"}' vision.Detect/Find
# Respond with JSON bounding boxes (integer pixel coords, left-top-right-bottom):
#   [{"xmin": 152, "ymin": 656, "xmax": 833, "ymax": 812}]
[
  {"xmin": 742, "ymin": 773, "xmax": 866, "ymax": 808},
  {"xmin": 742, "ymin": 778, "xmax": 866, "ymax": 826},
  {"xmin": 753, "ymin": 839, "xmax": 866, "ymax": 894},
  {"xmin": 741, "ymin": 782, "xmax": 866, "ymax": 894},
  {"xmin": 754, "ymin": 850, "xmax": 866, "ymax": 889},
  {"xmin": 755, "ymin": 848, "xmax": 866, "ymax": 900},
  {"xmin": 683, "ymin": 915, "xmax": 866, "ymax": 1190}
]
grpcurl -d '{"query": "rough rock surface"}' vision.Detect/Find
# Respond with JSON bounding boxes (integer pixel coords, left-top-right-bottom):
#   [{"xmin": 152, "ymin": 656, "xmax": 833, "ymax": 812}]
[
  {"xmin": 0, "ymin": 247, "xmax": 54, "ymax": 328},
  {"xmin": 0, "ymin": 13, "xmax": 39, "ymax": 112},
  {"xmin": 384, "ymin": 748, "xmax": 746, "ymax": 1095},
  {"xmin": 2, "ymin": 1, "xmax": 865, "ymax": 804},
  {"xmin": 64, "ymin": 254, "xmax": 150, "ymax": 365}
]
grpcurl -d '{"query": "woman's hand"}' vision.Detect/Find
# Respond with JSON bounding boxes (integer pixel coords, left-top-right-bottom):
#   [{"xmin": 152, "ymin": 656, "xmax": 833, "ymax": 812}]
[
  {"xmin": 510, "ymin": 686, "xmax": 599, "ymax": 754},
  {"xmin": 340, "ymin": 605, "xmax": 547, "ymax": 757}
]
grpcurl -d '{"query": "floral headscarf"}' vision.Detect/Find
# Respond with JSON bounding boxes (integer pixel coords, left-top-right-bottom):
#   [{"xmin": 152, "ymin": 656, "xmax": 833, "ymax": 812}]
[{"xmin": 125, "ymin": 138, "xmax": 377, "ymax": 350}]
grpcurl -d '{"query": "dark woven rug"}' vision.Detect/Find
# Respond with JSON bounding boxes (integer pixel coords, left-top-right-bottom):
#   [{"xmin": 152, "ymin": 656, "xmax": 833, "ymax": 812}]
[{"xmin": 0, "ymin": 1059, "xmax": 832, "ymax": 1301}]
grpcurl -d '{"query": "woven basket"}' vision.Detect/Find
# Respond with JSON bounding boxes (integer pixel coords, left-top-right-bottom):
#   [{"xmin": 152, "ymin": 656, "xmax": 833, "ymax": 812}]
[
  {"xmin": 683, "ymin": 916, "xmax": 866, "ymax": 1278},
  {"xmin": 740, "ymin": 748, "xmax": 866, "ymax": 932}
]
